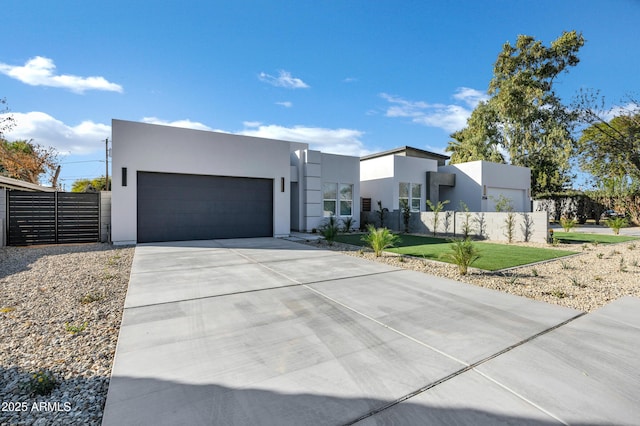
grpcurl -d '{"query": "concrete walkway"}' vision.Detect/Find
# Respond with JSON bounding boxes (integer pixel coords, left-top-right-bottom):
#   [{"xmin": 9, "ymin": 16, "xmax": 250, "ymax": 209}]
[{"xmin": 102, "ymin": 238, "xmax": 640, "ymax": 425}]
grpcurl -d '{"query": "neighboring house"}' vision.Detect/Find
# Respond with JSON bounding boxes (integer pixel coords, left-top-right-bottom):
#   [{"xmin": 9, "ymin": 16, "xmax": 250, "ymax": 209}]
[
  {"xmin": 360, "ymin": 147, "xmax": 531, "ymax": 214},
  {"xmin": 439, "ymin": 161, "xmax": 531, "ymax": 212},
  {"xmin": 110, "ymin": 119, "xmax": 359, "ymax": 244}
]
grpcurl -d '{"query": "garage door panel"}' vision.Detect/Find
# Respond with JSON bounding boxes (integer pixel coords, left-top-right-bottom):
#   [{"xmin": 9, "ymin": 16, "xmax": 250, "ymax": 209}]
[{"xmin": 137, "ymin": 172, "xmax": 273, "ymax": 243}]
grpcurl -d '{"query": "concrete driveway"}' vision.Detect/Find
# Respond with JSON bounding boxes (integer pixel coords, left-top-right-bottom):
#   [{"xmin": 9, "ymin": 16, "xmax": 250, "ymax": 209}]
[{"xmin": 102, "ymin": 238, "xmax": 640, "ymax": 425}]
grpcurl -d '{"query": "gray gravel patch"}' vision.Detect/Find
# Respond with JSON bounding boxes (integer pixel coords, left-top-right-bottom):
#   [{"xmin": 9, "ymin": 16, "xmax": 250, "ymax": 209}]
[{"xmin": 1, "ymin": 243, "xmax": 134, "ymax": 426}]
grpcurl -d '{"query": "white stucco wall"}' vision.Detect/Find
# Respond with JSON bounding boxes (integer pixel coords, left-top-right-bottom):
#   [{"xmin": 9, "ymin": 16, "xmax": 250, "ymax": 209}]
[
  {"xmin": 111, "ymin": 119, "xmax": 293, "ymax": 244},
  {"xmin": 318, "ymin": 153, "xmax": 360, "ymax": 229},
  {"xmin": 360, "ymin": 155, "xmax": 438, "ymax": 212},
  {"xmin": 439, "ymin": 161, "xmax": 531, "ymax": 212}
]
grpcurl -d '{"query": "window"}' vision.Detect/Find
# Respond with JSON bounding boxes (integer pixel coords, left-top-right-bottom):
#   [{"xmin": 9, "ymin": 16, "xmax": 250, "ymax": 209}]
[
  {"xmin": 411, "ymin": 183, "xmax": 421, "ymax": 212},
  {"xmin": 399, "ymin": 182, "xmax": 421, "ymax": 212},
  {"xmin": 339, "ymin": 184, "xmax": 353, "ymax": 216},
  {"xmin": 323, "ymin": 183, "xmax": 337, "ymax": 217},
  {"xmin": 323, "ymin": 182, "xmax": 353, "ymax": 217},
  {"xmin": 399, "ymin": 182, "xmax": 409, "ymax": 210}
]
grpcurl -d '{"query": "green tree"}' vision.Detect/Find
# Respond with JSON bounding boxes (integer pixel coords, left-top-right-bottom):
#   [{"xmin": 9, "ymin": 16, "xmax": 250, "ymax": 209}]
[
  {"xmin": 574, "ymin": 90, "xmax": 640, "ymax": 184},
  {"xmin": 71, "ymin": 176, "xmax": 111, "ymax": 192},
  {"xmin": 447, "ymin": 31, "xmax": 585, "ymax": 195}
]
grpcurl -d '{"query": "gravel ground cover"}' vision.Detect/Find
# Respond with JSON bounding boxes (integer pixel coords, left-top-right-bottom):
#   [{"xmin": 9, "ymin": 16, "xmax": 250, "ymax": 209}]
[
  {"xmin": 307, "ymin": 236, "xmax": 640, "ymax": 313},
  {"xmin": 0, "ymin": 243, "xmax": 134, "ymax": 426}
]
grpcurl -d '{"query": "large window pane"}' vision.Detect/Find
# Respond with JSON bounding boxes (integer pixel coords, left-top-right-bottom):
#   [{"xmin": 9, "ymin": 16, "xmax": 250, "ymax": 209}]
[
  {"xmin": 323, "ymin": 183, "xmax": 337, "ymax": 199},
  {"xmin": 339, "ymin": 184, "xmax": 352, "ymax": 201},
  {"xmin": 323, "ymin": 201, "xmax": 336, "ymax": 217},
  {"xmin": 399, "ymin": 182, "xmax": 409, "ymax": 198},
  {"xmin": 412, "ymin": 183, "xmax": 421, "ymax": 199},
  {"xmin": 340, "ymin": 200, "xmax": 352, "ymax": 216}
]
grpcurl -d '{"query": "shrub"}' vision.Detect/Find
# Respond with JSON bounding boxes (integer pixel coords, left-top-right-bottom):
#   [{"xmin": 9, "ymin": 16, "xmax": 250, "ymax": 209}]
[
  {"xmin": 440, "ymin": 238, "xmax": 480, "ymax": 275},
  {"xmin": 504, "ymin": 212, "xmax": 516, "ymax": 243},
  {"xmin": 426, "ymin": 199, "xmax": 450, "ymax": 236},
  {"xmin": 459, "ymin": 201, "xmax": 475, "ymax": 239},
  {"xmin": 342, "ymin": 216, "xmax": 357, "ymax": 233},
  {"xmin": 23, "ymin": 370, "xmax": 57, "ymax": 396},
  {"xmin": 376, "ymin": 201, "xmax": 388, "ymax": 228},
  {"xmin": 559, "ymin": 217, "xmax": 577, "ymax": 232},
  {"xmin": 319, "ymin": 215, "xmax": 341, "ymax": 245},
  {"xmin": 65, "ymin": 321, "xmax": 88, "ymax": 334},
  {"xmin": 361, "ymin": 224, "xmax": 401, "ymax": 257},
  {"xmin": 606, "ymin": 216, "xmax": 628, "ymax": 235}
]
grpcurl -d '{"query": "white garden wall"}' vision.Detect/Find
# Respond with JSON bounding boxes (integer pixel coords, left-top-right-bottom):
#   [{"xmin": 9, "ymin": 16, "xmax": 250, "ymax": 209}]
[{"xmin": 362, "ymin": 210, "xmax": 548, "ymax": 243}]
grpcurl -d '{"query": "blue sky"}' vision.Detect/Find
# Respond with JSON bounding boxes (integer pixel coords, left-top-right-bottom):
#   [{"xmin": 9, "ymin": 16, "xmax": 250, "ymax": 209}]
[{"xmin": 2, "ymin": 0, "xmax": 639, "ymax": 189}]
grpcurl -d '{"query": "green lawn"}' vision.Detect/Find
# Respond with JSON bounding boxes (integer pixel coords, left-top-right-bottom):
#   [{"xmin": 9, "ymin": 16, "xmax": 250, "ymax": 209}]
[
  {"xmin": 334, "ymin": 233, "xmax": 576, "ymax": 271},
  {"xmin": 553, "ymin": 232, "xmax": 639, "ymax": 244}
]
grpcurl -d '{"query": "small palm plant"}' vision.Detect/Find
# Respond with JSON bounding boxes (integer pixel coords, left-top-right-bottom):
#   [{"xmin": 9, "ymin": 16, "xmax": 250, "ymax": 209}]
[
  {"xmin": 319, "ymin": 215, "xmax": 341, "ymax": 245},
  {"xmin": 559, "ymin": 216, "xmax": 577, "ymax": 232},
  {"xmin": 361, "ymin": 224, "xmax": 401, "ymax": 257},
  {"xmin": 440, "ymin": 238, "xmax": 480, "ymax": 275},
  {"xmin": 606, "ymin": 216, "xmax": 628, "ymax": 235}
]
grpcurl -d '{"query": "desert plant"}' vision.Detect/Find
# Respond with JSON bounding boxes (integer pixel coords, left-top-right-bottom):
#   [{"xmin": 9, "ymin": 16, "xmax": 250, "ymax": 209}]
[
  {"xmin": 503, "ymin": 212, "xmax": 516, "ymax": 243},
  {"xmin": 65, "ymin": 322, "xmax": 88, "ymax": 334},
  {"xmin": 520, "ymin": 213, "xmax": 534, "ymax": 242},
  {"xmin": 318, "ymin": 215, "xmax": 341, "ymax": 245},
  {"xmin": 531, "ymin": 268, "xmax": 539, "ymax": 277},
  {"xmin": 606, "ymin": 216, "xmax": 628, "ymax": 235},
  {"xmin": 596, "ymin": 252, "xmax": 604, "ymax": 259},
  {"xmin": 361, "ymin": 224, "xmax": 401, "ymax": 257},
  {"xmin": 426, "ymin": 199, "xmax": 450, "ymax": 237},
  {"xmin": 400, "ymin": 199, "xmax": 411, "ymax": 233},
  {"xmin": 459, "ymin": 201, "xmax": 475, "ymax": 239},
  {"xmin": 628, "ymin": 243, "xmax": 636, "ymax": 250},
  {"xmin": 619, "ymin": 257, "xmax": 627, "ymax": 272},
  {"xmin": 79, "ymin": 292, "xmax": 102, "ymax": 305},
  {"xmin": 342, "ymin": 216, "xmax": 356, "ymax": 233},
  {"xmin": 22, "ymin": 370, "xmax": 57, "ymax": 396},
  {"xmin": 440, "ymin": 238, "xmax": 480, "ymax": 275},
  {"xmin": 559, "ymin": 217, "xmax": 577, "ymax": 232},
  {"xmin": 376, "ymin": 200, "xmax": 389, "ymax": 228}
]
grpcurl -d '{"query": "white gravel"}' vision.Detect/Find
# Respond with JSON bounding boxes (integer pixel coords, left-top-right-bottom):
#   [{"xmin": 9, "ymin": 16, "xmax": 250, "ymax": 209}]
[{"xmin": 1, "ymin": 243, "xmax": 134, "ymax": 426}]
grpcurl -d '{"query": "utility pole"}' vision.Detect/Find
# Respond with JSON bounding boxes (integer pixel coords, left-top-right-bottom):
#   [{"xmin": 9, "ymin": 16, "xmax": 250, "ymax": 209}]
[{"xmin": 105, "ymin": 137, "xmax": 109, "ymax": 191}]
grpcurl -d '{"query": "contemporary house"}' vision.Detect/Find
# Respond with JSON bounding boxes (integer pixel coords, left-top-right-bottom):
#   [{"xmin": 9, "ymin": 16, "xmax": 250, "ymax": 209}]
[
  {"xmin": 110, "ymin": 119, "xmax": 359, "ymax": 244},
  {"xmin": 360, "ymin": 146, "xmax": 531, "ymax": 214},
  {"xmin": 110, "ymin": 120, "xmax": 531, "ymax": 245}
]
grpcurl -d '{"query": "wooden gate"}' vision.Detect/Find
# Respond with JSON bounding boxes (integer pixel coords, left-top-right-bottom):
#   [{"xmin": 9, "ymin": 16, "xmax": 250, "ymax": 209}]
[{"xmin": 7, "ymin": 191, "xmax": 100, "ymax": 246}]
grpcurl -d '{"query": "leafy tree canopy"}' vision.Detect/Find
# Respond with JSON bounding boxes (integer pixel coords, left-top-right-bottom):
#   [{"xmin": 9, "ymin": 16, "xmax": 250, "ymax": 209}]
[
  {"xmin": 0, "ymin": 138, "xmax": 59, "ymax": 185},
  {"xmin": 447, "ymin": 31, "xmax": 585, "ymax": 195},
  {"xmin": 574, "ymin": 91, "xmax": 640, "ymax": 190},
  {"xmin": 71, "ymin": 176, "xmax": 110, "ymax": 192}
]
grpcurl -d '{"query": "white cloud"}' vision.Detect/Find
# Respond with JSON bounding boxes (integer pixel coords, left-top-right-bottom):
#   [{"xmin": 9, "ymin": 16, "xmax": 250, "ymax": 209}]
[
  {"xmin": 452, "ymin": 87, "xmax": 489, "ymax": 108},
  {"xmin": 0, "ymin": 56, "xmax": 123, "ymax": 94},
  {"xmin": 239, "ymin": 123, "xmax": 370, "ymax": 157},
  {"xmin": 141, "ymin": 117, "xmax": 219, "ymax": 132},
  {"xmin": 381, "ymin": 87, "xmax": 487, "ymax": 133},
  {"xmin": 259, "ymin": 70, "xmax": 309, "ymax": 89},
  {"xmin": 343, "ymin": 77, "xmax": 358, "ymax": 83},
  {"xmin": 276, "ymin": 101, "xmax": 293, "ymax": 108},
  {"xmin": 1, "ymin": 111, "xmax": 110, "ymax": 155}
]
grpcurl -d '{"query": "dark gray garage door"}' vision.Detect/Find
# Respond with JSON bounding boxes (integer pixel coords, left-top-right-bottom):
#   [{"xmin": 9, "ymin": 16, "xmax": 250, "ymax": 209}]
[{"xmin": 137, "ymin": 172, "xmax": 273, "ymax": 243}]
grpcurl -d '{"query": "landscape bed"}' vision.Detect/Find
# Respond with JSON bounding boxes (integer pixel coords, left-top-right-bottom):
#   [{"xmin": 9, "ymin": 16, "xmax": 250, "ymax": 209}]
[{"xmin": 334, "ymin": 233, "xmax": 577, "ymax": 271}]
